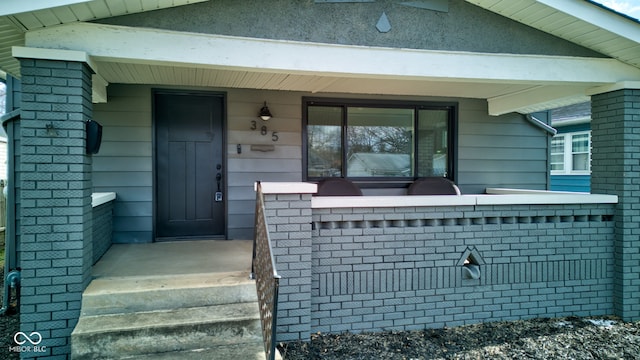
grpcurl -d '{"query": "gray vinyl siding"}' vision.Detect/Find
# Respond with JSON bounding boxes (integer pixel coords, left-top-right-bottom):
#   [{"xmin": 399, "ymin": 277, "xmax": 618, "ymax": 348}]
[
  {"xmin": 226, "ymin": 90, "xmax": 302, "ymax": 239},
  {"xmin": 457, "ymin": 100, "xmax": 549, "ymax": 194},
  {"xmin": 93, "ymin": 86, "xmax": 548, "ymax": 243},
  {"xmin": 93, "ymin": 85, "xmax": 303, "ymax": 242},
  {"xmin": 93, "ymin": 85, "xmax": 153, "ymax": 243}
]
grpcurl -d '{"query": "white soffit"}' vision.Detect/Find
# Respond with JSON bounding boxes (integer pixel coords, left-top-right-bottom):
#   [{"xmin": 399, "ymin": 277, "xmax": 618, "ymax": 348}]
[
  {"xmin": 22, "ymin": 22, "xmax": 640, "ymax": 113},
  {"xmin": 4, "ymin": 0, "xmax": 209, "ymax": 30},
  {"xmin": 0, "ymin": 0, "xmax": 210, "ymax": 77},
  {"xmin": 0, "ymin": 1, "xmax": 93, "ymax": 17},
  {"xmin": 465, "ymin": 0, "xmax": 640, "ymax": 68}
]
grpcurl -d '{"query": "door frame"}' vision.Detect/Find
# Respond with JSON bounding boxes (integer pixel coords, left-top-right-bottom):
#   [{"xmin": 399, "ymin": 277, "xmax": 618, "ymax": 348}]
[{"xmin": 151, "ymin": 88, "xmax": 228, "ymax": 241}]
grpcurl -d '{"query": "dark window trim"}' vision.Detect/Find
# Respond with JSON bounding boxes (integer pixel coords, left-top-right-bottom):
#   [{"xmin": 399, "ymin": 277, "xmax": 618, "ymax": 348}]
[{"xmin": 302, "ymin": 97, "xmax": 458, "ymax": 187}]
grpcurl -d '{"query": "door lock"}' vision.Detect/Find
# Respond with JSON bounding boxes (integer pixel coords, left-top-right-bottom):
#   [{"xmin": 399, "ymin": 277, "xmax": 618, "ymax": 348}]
[{"xmin": 215, "ymin": 168, "xmax": 223, "ymax": 202}]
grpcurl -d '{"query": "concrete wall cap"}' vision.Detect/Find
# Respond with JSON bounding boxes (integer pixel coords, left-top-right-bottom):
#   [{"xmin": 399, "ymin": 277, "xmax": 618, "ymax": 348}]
[{"xmin": 92, "ymin": 192, "xmax": 116, "ymax": 207}]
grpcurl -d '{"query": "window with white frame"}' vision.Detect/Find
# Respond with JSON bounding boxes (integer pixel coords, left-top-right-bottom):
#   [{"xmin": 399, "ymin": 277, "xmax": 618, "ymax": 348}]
[{"xmin": 550, "ymin": 131, "xmax": 591, "ymax": 175}]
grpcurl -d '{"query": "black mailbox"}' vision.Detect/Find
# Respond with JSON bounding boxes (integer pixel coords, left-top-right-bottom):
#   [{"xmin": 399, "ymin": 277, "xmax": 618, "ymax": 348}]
[{"xmin": 86, "ymin": 119, "xmax": 103, "ymax": 154}]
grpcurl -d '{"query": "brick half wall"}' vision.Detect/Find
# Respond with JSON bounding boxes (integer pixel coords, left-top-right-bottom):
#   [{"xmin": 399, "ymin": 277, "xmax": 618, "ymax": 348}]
[
  {"xmin": 261, "ymin": 189, "xmax": 616, "ymax": 341},
  {"xmin": 310, "ymin": 204, "xmax": 615, "ymax": 333},
  {"xmin": 92, "ymin": 201, "xmax": 113, "ymax": 265}
]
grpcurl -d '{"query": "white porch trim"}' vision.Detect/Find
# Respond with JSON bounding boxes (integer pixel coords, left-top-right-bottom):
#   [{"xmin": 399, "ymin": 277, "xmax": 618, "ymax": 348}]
[
  {"xmin": 20, "ymin": 22, "xmax": 640, "ymax": 114},
  {"xmin": 24, "ymin": 22, "xmax": 640, "ymax": 84},
  {"xmin": 587, "ymin": 81, "xmax": 640, "ymax": 95}
]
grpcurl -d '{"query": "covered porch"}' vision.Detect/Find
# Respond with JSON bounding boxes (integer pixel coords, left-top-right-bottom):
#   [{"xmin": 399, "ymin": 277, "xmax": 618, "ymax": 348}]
[{"xmin": 1, "ymin": 1, "xmax": 640, "ymax": 358}]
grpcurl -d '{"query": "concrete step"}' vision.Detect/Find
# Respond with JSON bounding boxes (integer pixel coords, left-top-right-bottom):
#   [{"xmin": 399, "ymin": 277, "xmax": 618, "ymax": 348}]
[
  {"xmin": 119, "ymin": 343, "xmax": 269, "ymax": 360},
  {"xmin": 81, "ymin": 271, "xmax": 256, "ymax": 316},
  {"xmin": 71, "ymin": 302, "xmax": 263, "ymax": 360}
]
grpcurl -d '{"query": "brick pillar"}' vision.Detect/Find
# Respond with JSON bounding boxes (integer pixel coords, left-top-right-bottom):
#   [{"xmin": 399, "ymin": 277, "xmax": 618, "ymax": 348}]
[
  {"xmin": 17, "ymin": 58, "xmax": 93, "ymax": 358},
  {"xmin": 262, "ymin": 188, "xmax": 314, "ymax": 342},
  {"xmin": 591, "ymin": 89, "xmax": 640, "ymax": 321}
]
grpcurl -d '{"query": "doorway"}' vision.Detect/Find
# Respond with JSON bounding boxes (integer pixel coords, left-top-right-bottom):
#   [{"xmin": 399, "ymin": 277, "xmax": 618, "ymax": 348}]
[{"xmin": 154, "ymin": 91, "xmax": 225, "ymax": 240}]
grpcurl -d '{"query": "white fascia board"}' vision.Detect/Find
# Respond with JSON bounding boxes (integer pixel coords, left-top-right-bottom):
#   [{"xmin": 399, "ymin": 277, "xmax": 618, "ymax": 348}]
[
  {"xmin": 587, "ymin": 81, "xmax": 640, "ymax": 95},
  {"xmin": 24, "ymin": 22, "xmax": 640, "ymax": 85},
  {"xmin": 466, "ymin": 0, "xmax": 640, "ymax": 44},
  {"xmin": 0, "ymin": 0, "xmax": 92, "ymax": 16},
  {"xmin": 537, "ymin": 0, "xmax": 640, "ymax": 43},
  {"xmin": 488, "ymin": 85, "xmax": 591, "ymax": 116}
]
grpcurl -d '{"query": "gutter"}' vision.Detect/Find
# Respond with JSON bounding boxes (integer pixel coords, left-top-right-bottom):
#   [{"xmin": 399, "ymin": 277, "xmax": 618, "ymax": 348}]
[
  {"xmin": 525, "ymin": 114, "xmax": 557, "ymax": 136},
  {"xmin": 1, "ymin": 109, "xmax": 20, "ymax": 315}
]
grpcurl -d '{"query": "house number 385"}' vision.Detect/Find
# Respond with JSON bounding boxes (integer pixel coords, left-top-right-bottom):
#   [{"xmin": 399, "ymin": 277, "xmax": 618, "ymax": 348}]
[{"xmin": 250, "ymin": 120, "xmax": 279, "ymax": 142}]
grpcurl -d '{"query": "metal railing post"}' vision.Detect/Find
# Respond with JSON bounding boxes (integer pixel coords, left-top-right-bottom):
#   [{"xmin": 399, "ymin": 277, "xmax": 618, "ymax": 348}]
[{"xmin": 252, "ymin": 181, "xmax": 281, "ymax": 360}]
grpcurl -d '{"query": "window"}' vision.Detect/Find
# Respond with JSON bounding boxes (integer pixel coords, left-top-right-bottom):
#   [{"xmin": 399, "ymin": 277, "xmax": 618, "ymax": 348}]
[
  {"xmin": 304, "ymin": 98, "xmax": 456, "ymax": 183},
  {"xmin": 550, "ymin": 131, "xmax": 591, "ymax": 175},
  {"xmin": 550, "ymin": 136, "xmax": 565, "ymax": 171}
]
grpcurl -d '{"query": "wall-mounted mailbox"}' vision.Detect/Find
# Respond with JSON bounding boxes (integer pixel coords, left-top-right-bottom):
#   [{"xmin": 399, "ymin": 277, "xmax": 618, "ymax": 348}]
[
  {"xmin": 251, "ymin": 144, "xmax": 275, "ymax": 152},
  {"xmin": 86, "ymin": 119, "xmax": 103, "ymax": 154}
]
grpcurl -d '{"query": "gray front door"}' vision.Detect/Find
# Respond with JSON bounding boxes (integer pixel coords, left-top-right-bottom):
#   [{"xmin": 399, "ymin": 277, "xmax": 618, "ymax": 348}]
[{"xmin": 154, "ymin": 91, "xmax": 225, "ymax": 239}]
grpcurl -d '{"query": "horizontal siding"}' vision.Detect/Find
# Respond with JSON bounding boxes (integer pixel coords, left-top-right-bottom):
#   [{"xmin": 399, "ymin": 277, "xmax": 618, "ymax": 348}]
[
  {"xmin": 457, "ymin": 100, "xmax": 549, "ymax": 194},
  {"xmin": 93, "ymin": 86, "xmax": 551, "ymax": 242},
  {"xmin": 226, "ymin": 90, "xmax": 303, "ymax": 238},
  {"xmin": 93, "ymin": 85, "xmax": 304, "ymax": 242},
  {"xmin": 550, "ymin": 175, "xmax": 591, "ymax": 192},
  {"xmin": 93, "ymin": 85, "xmax": 153, "ymax": 243}
]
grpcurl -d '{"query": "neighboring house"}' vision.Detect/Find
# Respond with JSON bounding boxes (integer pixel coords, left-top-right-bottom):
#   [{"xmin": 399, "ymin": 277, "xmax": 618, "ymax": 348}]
[
  {"xmin": 550, "ymin": 102, "xmax": 592, "ymax": 193},
  {"xmin": 0, "ymin": 0, "xmax": 639, "ymax": 358}
]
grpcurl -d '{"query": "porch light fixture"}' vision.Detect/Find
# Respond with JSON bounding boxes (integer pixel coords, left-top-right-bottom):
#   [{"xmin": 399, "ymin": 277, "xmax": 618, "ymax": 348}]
[{"xmin": 259, "ymin": 101, "xmax": 272, "ymax": 121}]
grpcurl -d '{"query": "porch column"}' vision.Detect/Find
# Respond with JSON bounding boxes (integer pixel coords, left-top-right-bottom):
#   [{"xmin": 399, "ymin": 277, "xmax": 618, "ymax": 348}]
[
  {"xmin": 16, "ymin": 58, "xmax": 93, "ymax": 358},
  {"xmin": 591, "ymin": 88, "xmax": 640, "ymax": 321}
]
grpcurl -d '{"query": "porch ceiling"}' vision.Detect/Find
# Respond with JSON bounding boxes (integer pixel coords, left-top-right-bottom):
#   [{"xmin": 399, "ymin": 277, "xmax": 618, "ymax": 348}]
[
  {"xmin": 91, "ymin": 60, "xmax": 593, "ymax": 112},
  {"xmin": 18, "ymin": 21, "xmax": 640, "ymax": 116}
]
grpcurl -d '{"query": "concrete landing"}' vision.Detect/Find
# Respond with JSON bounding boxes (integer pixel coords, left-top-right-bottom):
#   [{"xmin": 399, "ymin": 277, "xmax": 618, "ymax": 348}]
[{"xmin": 92, "ymin": 240, "xmax": 253, "ymax": 278}]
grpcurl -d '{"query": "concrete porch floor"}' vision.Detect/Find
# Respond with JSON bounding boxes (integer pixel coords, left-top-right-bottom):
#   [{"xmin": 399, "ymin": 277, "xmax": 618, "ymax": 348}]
[{"xmin": 92, "ymin": 240, "xmax": 254, "ymax": 278}]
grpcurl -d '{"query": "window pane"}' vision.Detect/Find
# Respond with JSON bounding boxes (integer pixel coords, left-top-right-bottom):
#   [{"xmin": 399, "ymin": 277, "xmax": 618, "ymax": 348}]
[
  {"xmin": 571, "ymin": 134, "xmax": 589, "ymax": 171},
  {"xmin": 550, "ymin": 136, "xmax": 564, "ymax": 171},
  {"xmin": 417, "ymin": 109, "xmax": 449, "ymax": 177},
  {"xmin": 308, "ymin": 106, "xmax": 343, "ymax": 177},
  {"xmin": 573, "ymin": 153, "xmax": 589, "ymax": 171},
  {"xmin": 346, "ymin": 107, "xmax": 414, "ymax": 177},
  {"xmin": 572, "ymin": 134, "xmax": 589, "ymax": 153}
]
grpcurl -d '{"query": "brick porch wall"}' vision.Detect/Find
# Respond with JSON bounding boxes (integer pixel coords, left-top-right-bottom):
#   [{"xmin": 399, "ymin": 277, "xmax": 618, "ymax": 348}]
[
  {"xmin": 92, "ymin": 202, "xmax": 113, "ymax": 265},
  {"xmin": 262, "ymin": 194, "xmax": 616, "ymax": 341}
]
